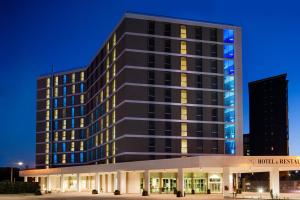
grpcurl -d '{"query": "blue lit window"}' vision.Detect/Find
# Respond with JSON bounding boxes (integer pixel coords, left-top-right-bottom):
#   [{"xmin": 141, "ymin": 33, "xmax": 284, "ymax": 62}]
[
  {"xmin": 71, "ymin": 153, "xmax": 75, "ymax": 163},
  {"xmin": 225, "ymin": 140, "xmax": 235, "ymax": 154},
  {"xmin": 54, "ymin": 120, "xmax": 58, "ymax": 130},
  {"xmin": 223, "ymin": 29, "xmax": 234, "ymax": 43},
  {"xmin": 224, "ymin": 108, "xmax": 235, "ymax": 122},
  {"xmin": 225, "ymin": 124, "xmax": 235, "ymax": 139},
  {"xmin": 80, "ymin": 152, "xmax": 84, "ymax": 163},
  {"xmin": 80, "ymin": 106, "xmax": 84, "ymax": 115},
  {"xmin": 54, "ymin": 99, "xmax": 58, "ymax": 108},
  {"xmin": 62, "ymin": 143, "xmax": 66, "ymax": 152},
  {"xmin": 63, "ymin": 97, "xmax": 67, "ymax": 107},
  {"xmin": 71, "ymin": 107, "xmax": 75, "ymax": 117},
  {"xmin": 72, "ymin": 96, "xmax": 75, "ymax": 105},
  {"xmin": 63, "ymin": 86, "xmax": 67, "ymax": 96},
  {"xmin": 224, "ymin": 76, "xmax": 235, "ymax": 91},
  {"xmin": 63, "ymin": 75, "xmax": 67, "ymax": 84},
  {"xmin": 224, "ymin": 92, "xmax": 235, "ymax": 107},
  {"xmin": 71, "ymin": 119, "xmax": 75, "ymax": 128},
  {"xmin": 80, "ymin": 83, "xmax": 84, "ymax": 93},
  {"xmin": 224, "ymin": 45, "xmax": 234, "ymax": 58},
  {"xmin": 224, "ymin": 60, "xmax": 234, "ymax": 75},
  {"xmin": 53, "ymin": 154, "xmax": 58, "ymax": 164},
  {"xmin": 80, "ymin": 130, "xmax": 85, "ymax": 139},
  {"xmin": 54, "ymin": 143, "xmax": 58, "ymax": 152}
]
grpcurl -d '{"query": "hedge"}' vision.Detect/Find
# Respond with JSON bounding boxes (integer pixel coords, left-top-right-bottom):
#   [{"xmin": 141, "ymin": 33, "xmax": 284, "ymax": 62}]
[{"xmin": 0, "ymin": 182, "xmax": 40, "ymax": 194}]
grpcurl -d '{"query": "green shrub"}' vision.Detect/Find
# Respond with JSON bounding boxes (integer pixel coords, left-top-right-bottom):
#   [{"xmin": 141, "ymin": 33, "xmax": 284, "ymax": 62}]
[{"xmin": 0, "ymin": 182, "xmax": 40, "ymax": 194}]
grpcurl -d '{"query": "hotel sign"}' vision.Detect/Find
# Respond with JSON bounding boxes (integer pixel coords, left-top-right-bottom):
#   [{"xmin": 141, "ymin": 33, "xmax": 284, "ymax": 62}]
[{"xmin": 250, "ymin": 158, "xmax": 300, "ymax": 165}]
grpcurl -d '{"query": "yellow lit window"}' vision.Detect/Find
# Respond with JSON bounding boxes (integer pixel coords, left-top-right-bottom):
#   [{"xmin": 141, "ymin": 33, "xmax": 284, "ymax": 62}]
[
  {"xmin": 106, "ymin": 115, "xmax": 109, "ymax": 127},
  {"xmin": 54, "ymin": 87, "xmax": 58, "ymax": 97},
  {"xmin": 181, "ymin": 74, "xmax": 187, "ymax": 87},
  {"xmin": 62, "ymin": 154, "xmax": 66, "ymax": 164},
  {"xmin": 72, "ymin": 73, "xmax": 76, "ymax": 83},
  {"xmin": 113, "ymin": 64, "xmax": 116, "ymax": 77},
  {"xmin": 45, "ymin": 132, "xmax": 49, "ymax": 143},
  {"xmin": 45, "ymin": 154, "xmax": 49, "ymax": 165},
  {"xmin": 181, "ymin": 106, "xmax": 187, "ymax": 120},
  {"xmin": 113, "ymin": 33, "xmax": 116, "ymax": 46},
  {"xmin": 112, "ymin": 95, "xmax": 116, "ymax": 108},
  {"xmin": 45, "ymin": 122, "xmax": 50, "ymax": 131},
  {"xmin": 63, "ymin": 120, "xmax": 66, "ymax": 129},
  {"xmin": 80, "ymin": 95, "xmax": 84, "ymax": 104},
  {"xmin": 46, "ymin": 110, "xmax": 50, "ymax": 120},
  {"xmin": 100, "ymin": 91, "xmax": 103, "ymax": 102},
  {"xmin": 180, "ymin": 25, "xmax": 187, "ymax": 38},
  {"xmin": 113, "ymin": 49, "xmax": 116, "ymax": 62},
  {"xmin": 100, "ymin": 118, "xmax": 104, "ymax": 130},
  {"xmin": 62, "ymin": 131, "xmax": 66, "ymax": 140},
  {"xmin": 106, "ymin": 43, "xmax": 110, "ymax": 53},
  {"xmin": 106, "ymin": 58, "xmax": 109, "ymax": 69},
  {"xmin": 113, "ymin": 80, "xmax": 116, "ymax": 92},
  {"xmin": 106, "ymin": 101, "xmax": 109, "ymax": 113},
  {"xmin": 95, "ymin": 135, "xmax": 98, "ymax": 146},
  {"xmin": 106, "ymin": 144, "xmax": 109, "ymax": 157},
  {"xmin": 181, "ymin": 123, "xmax": 187, "ymax": 136},
  {"xmin": 54, "ymin": 109, "xmax": 58, "ymax": 119},
  {"xmin": 181, "ymin": 90, "xmax": 187, "ymax": 104},
  {"xmin": 106, "ymin": 71, "xmax": 109, "ymax": 83},
  {"xmin": 71, "ymin": 130, "xmax": 75, "ymax": 140},
  {"xmin": 46, "ymin": 78, "xmax": 50, "ymax": 88},
  {"xmin": 181, "ymin": 57, "xmax": 187, "ymax": 71},
  {"xmin": 181, "ymin": 41, "xmax": 187, "ymax": 54},
  {"xmin": 106, "ymin": 86, "xmax": 109, "ymax": 98},
  {"xmin": 80, "ymin": 141, "xmax": 84, "ymax": 150},
  {"xmin": 72, "ymin": 85, "xmax": 75, "ymax": 94},
  {"xmin": 54, "ymin": 132, "xmax": 58, "ymax": 141},
  {"xmin": 100, "ymin": 133, "xmax": 103, "ymax": 144},
  {"xmin": 80, "ymin": 118, "xmax": 84, "ymax": 127},
  {"xmin": 80, "ymin": 72, "xmax": 84, "ymax": 81},
  {"xmin": 112, "ymin": 111, "xmax": 116, "ymax": 124},
  {"xmin": 112, "ymin": 141, "xmax": 115, "ymax": 155},
  {"xmin": 181, "ymin": 139, "xmax": 187, "ymax": 153},
  {"xmin": 45, "ymin": 143, "xmax": 49, "ymax": 153},
  {"xmin": 55, "ymin": 76, "xmax": 59, "ymax": 86},
  {"xmin": 46, "ymin": 89, "xmax": 50, "ymax": 99},
  {"xmin": 46, "ymin": 100, "xmax": 50, "ymax": 109},
  {"xmin": 71, "ymin": 142, "xmax": 75, "ymax": 151},
  {"xmin": 112, "ymin": 126, "xmax": 116, "ymax": 139}
]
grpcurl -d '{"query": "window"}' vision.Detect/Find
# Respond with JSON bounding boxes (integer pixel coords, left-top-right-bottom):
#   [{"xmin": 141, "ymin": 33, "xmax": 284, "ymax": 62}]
[
  {"xmin": 164, "ymin": 55, "xmax": 171, "ymax": 69},
  {"xmin": 181, "ymin": 57, "xmax": 187, "ymax": 71},
  {"xmin": 148, "ymin": 104, "xmax": 155, "ymax": 118},
  {"xmin": 197, "ymin": 140, "xmax": 203, "ymax": 153},
  {"xmin": 54, "ymin": 88, "xmax": 58, "ymax": 97},
  {"xmin": 195, "ymin": 59, "xmax": 202, "ymax": 72},
  {"xmin": 62, "ymin": 154, "xmax": 66, "ymax": 164},
  {"xmin": 165, "ymin": 122, "xmax": 172, "ymax": 135},
  {"xmin": 211, "ymin": 108, "xmax": 218, "ymax": 121},
  {"xmin": 211, "ymin": 76, "xmax": 218, "ymax": 89},
  {"xmin": 210, "ymin": 44, "xmax": 218, "ymax": 57},
  {"xmin": 72, "ymin": 85, "xmax": 76, "ymax": 94},
  {"xmin": 62, "ymin": 131, "xmax": 66, "ymax": 140},
  {"xmin": 62, "ymin": 120, "xmax": 66, "ymax": 130},
  {"xmin": 148, "ymin": 87, "xmax": 155, "ymax": 101},
  {"xmin": 181, "ymin": 106, "xmax": 187, "ymax": 120},
  {"xmin": 46, "ymin": 89, "xmax": 50, "ymax": 99},
  {"xmin": 211, "ymin": 124, "xmax": 218, "ymax": 137},
  {"xmin": 210, "ymin": 60, "xmax": 218, "ymax": 73},
  {"xmin": 196, "ymin": 107, "xmax": 203, "ymax": 121},
  {"xmin": 164, "ymin": 105, "xmax": 171, "ymax": 119},
  {"xmin": 196, "ymin": 123, "xmax": 203, "ymax": 137},
  {"xmin": 80, "ymin": 141, "xmax": 84, "ymax": 150},
  {"xmin": 211, "ymin": 92, "xmax": 218, "ymax": 105},
  {"xmin": 71, "ymin": 153, "xmax": 75, "ymax": 163},
  {"xmin": 63, "ymin": 86, "xmax": 67, "ymax": 96},
  {"xmin": 62, "ymin": 143, "xmax": 66, "ymax": 152},
  {"xmin": 181, "ymin": 123, "xmax": 187, "ymax": 136},
  {"xmin": 46, "ymin": 78, "xmax": 50, "ymax": 88},
  {"xmin": 210, "ymin": 28, "xmax": 218, "ymax": 41},
  {"xmin": 148, "ymin": 38, "xmax": 155, "ymax": 51},
  {"xmin": 54, "ymin": 109, "xmax": 58, "ymax": 119},
  {"xmin": 223, "ymin": 29, "xmax": 234, "ymax": 43},
  {"xmin": 113, "ymin": 33, "xmax": 116, "ymax": 46},
  {"xmin": 211, "ymin": 140, "xmax": 218, "ymax": 153},
  {"xmin": 63, "ymin": 75, "xmax": 67, "ymax": 84},
  {"xmin": 148, "ymin": 21, "xmax": 155, "ymax": 34},
  {"xmin": 164, "ymin": 39, "xmax": 171, "ymax": 52},
  {"xmin": 181, "ymin": 139, "xmax": 187, "ymax": 153},
  {"xmin": 80, "ymin": 83, "xmax": 84, "ymax": 92},
  {"xmin": 148, "ymin": 54, "xmax": 155, "ymax": 68},
  {"xmin": 80, "ymin": 118, "xmax": 84, "ymax": 127},
  {"xmin": 195, "ymin": 43, "xmax": 202, "ymax": 55},
  {"xmin": 71, "ymin": 130, "xmax": 75, "ymax": 140},
  {"xmin": 195, "ymin": 27, "xmax": 202, "ymax": 40},
  {"xmin": 181, "ymin": 74, "xmax": 187, "ymax": 87},
  {"xmin": 164, "ymin": 23, "xmax": 171, "ymax": 36},
  {"xmin": 72, "ymin": 73, "xmax": 76, "ymax": 83},
  {"xmin": 80, "ymin": 152, "xmax": 84, "ymax": 163},
  {"xmin": 196, "ymin": 75, "xmax": 202, "ymax": 88},
  {"xmin": 148, "ymin": 71, "xmax": 155, "ymax": 84},
  {"xmin": 55, "ymin": 76, "xmax": 59, "ymax": 86},
  {"xmin": 165, "ymin": 89, "xmax": 171, "ymax": 102},
  {"xmin": 164, "ymin": 72, "xmax": 171, "ymax": 85},
  {"xmin": 180, "ymin": 41, "xmax": 187, "ymax": 54},
  {"xmin": 80, "ymin": 95, "xmax": 84, "ymax": 104},
  {"xmin": 181, "ymin": 90, "xmax": 187, "ymax": 104},
  {"xmin": 196, "ymin": 91, "xmax": 203, "ymax": 104},
  {"xmin": 180, "ymin": 25, "xmax": 187, "ymax": 38}
]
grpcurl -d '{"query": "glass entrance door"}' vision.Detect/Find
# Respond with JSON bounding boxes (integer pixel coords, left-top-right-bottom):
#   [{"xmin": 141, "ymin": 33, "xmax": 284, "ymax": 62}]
[
  {"xmin": 162, "ymin": 178, "xmax": 176, "ymax": 193},
  {"xmin": 209, "ymin": 177, "xmax": 222, "ymax": 193},
  {"xmin": 184, "ymin": 178, "xmax": 192, "ymax": 193},
  {"xmin": 194, "ymin": 178, "xmax": 207, "ymax": 193}
]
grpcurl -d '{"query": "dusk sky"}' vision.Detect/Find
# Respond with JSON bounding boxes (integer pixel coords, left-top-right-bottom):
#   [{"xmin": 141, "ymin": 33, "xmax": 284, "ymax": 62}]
[{"xmin": 1, "ymin": 0, "xmax": 300, "ymax": 167}]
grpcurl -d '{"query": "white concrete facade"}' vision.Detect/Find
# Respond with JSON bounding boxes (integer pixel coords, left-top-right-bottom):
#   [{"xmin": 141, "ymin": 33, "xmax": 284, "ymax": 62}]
[{"xmin": 20, "ymin": 156, "xmax": 300, "ymax": 198}]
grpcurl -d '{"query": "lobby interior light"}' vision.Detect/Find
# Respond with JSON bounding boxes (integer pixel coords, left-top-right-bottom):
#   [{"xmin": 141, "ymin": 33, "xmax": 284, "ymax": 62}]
[{"xmin": 258, "ymin": 188, "xmax": 263, "ymax": 193}]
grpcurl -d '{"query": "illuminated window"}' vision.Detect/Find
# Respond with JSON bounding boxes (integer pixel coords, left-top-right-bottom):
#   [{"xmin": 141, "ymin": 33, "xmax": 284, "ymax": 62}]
[
  {"xmin": 46, "ymin": 110, "xmax": 50, "ymax": 120},
  {"xmin": 45, "ymin": 132, "xmax": 49, "ymax": 143},
  {"xmin": 106, "ymin": 71, "xmax": 109, "ymax": 83},
  {"xmin": 106, "ymin": 101, "xmax": 109, "ymax": 113},
  {"xmin": 180, "ymin": 57, "xmax": 187, "ymax": 71},
  {"xmin": 113, "ymin": 33, "xmax": 116, "ymax": 46},
  {"xmin": 113, "ymin": 49, "xmax": 116, "ymax": 61},
  {"xmin": 46, "ymin": 100, "xmax": 50, "ymax": 109},
  {"xmin": 106, "ymin": 58, "xmax": 109, "ymax": 69},
  {"xmin": 54, "ymin": 132, "xmax": 58, "ymax": 141},
  {"xmin": 100, "ymin": 91, "xmax": 103, "ymax": 102},
  {"xmin": 45, "ymin": 143, "xmax": 49, "ymax": 153},
  {"xmin": 181, "ymin": 90, "xmax": 187, "ymax": 104},
  {"xmin": 80, "ymin": 72, "xmax": 84, "ymax": 81},
  {"xmin": 106, "ymin": 115, "xmax": 109, "ymax": 127},
  {"xmin": 181, "ymin": 123, "xmax": 187, "ymax": 136},
  {"xmin": 72, "ymin": 73, "xmax": 75, "ymax": 83},
  {"xmin": 80, "ymin": 118, "xmax": 84, "ymax": 127},
  {"xmin": 61, "ymin": 131, "xmax": 66, "ymax": 141},
  {"xmin": 80, "ymin": 95, "xmax": 84, "ymax": 104},
  {"xmin": 62, "ymin": 154, "xmax": 66, "ymax": 164},
  {"xmin": 62, "ymin": 120, "xmax": 66, "ymax": 129},
  {"xmin": 106, "ymin": 86, "xmax": 109, "ymax": 98},
  {"xmin": 180, "ymin": 41, "xmax": 187, "ymax": 54},
  {"xmin": 45, "ymin": 154, "xmax": 49, "ymax": 165},
  {"xmin": 45, "ymin": 122, "xmax": 50, "ymax": 131},
  {"xmin": 181, "ymin": 106, "xmax": 187, "ymax": 120},
  {"xmin": 71, "ymin": 130, "xmax": 75, "ymax": 140},
  {"xmin": 80, "ymin": 141, "xmax": 84, "ymax": 150},
  {"xmin": 54, "ymin": 87, "xmax": 58, "ymax": 97},
  {"xmin": 46, "ymin": 78, "xmax": 50, "ymax": 88},
  {"xmin": 181, "ymin": 74, "xmax": 187, "ymax": 87},
  {"xmin": 55, "ymin": 76, "xmax": 58, "ymax": 86},
  {"xmin": 95, "ymin": 135, "xmax": 98, "ymax": 146},
  {"xmin": 112, "ymin": 111, "xmax": 116, "ymax": 124},
  {"xmin": 71, "ymin": 142, "xmax": 75, "ymax": 151},
  {"xmin": 181, "ymin": 139, "xmax": 187, "ymax": 153},
  {"xmin": 72, "ymin": 85, "xmax": 75, "ymax": 94},
  {"xmin": 112, "ymin": 126, "xmax": 116, "ymax": 138},
  {"xmin": 113, "ymin": 64, "xmax": 116, "ymax": 77},
  {"xmin": 54, "ymin": 109, "xmax": 58, "ymax": 119},
  {"xmin": 112, "ymin": 95, "xmax": 116, "ymax": 108},
  {"xmin": 113, "ymin": 80, "xmax": 116, "ymax": 92},
  {"xmin": 180, "ymin": 25, "xmax": 187, "ymax": 38},
  {"xmin": 100, "ymin": 133, "xmax": 103, "ymax": 144},
  {"xmin": 46, "ymin": 89, "xmax": 50, "ymax": 99},
  {"xmin": 106, "ymin": 43, "xmax": 110, "ymax": 53}
]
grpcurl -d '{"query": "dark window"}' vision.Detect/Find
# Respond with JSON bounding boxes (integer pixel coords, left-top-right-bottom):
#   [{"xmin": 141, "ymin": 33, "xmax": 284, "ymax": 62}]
[
  {"xmin": 210, "ymin": 60, "xmax": 218, "ymax": 73},
  {"xmin": 148, "ymin": 21, "xmax": 155, "ymax": 34},
  {"xmin": 148, "ymin": 54, "xmax": 155, "ymax": 68},
  {"xmin": 210, "ymin": 44, "xmax": 217, "ymax": 57},
  {"xmin": 148, "ymin": 38, "xmax": 155, "ymax": 51},
  {"xmin": 211, "ymin": 140, "xmax": 218, "ymax": 153},
  {"xmin": 196, "ymin": 75, "xmax": 202, "ymax": 88},
  {"xmin": 211, "ymin": 108, "xmax": 218, "ymax": 121},
  {"xmin": 148, "ymin": 104, "xmax": 155, "ymax": 118},
  {"xmin": 165, "ymin": 105, "xmax": 171, "ymax": 119},
  {"xmin": 165, "ymin": 139, "xmax": 172, "ymax": 150},
  {"xmin": 210, "ymin": 28, "xmax": 218, "ymax": 41},
  {"xmin": 196, "ymin": 123, "xmax": 203, "ymax": 137},
  {"xmin": 148, "ymin": 88, "xmax": 155, "ymax": 101},
  {"xmin": 196, "ymin": 107, "xmax": 203, "ymax": 121},
  {"xmin": 165, "ymin": 89, "xmax": 171, "ymax": 102},
  {"xmin": 211, "ymin": 124, "xmax": 218, "ymax": 137},
  {"xmin": 197, "ymin": 140, "xmax": 203, "ymax": 153},
  {"xmin": 211, "ymin": 76, "xmax": 218, "ymax": 89},
  {"xmin": 211, "ymin": 92, "xmax": 218, "ymax": 105},
  {"xmin": 165, "ymin": 122, "xmax": 171, "ymax": 132},
  {"xmin": 195, "ymin": 43, "xmax": 202, "ymax": 55},
  {"xmin": 195, "ymin": 59, "xmax": 202, "ymax": 72},
  {"xmin": 164, "ymin": 72, "xmax": 171, "ymax": 85},
  {"xmin": 196, "ymin": 91, "xmax": 203, "ymax": 104},
  {"xmin": 195, "ymin": 27, "xmax": 202, "ymax": 40},
  {"xmin": 164, "ymin": 56, "xmax": 171, "ymax": 69},
  {"xmin": 164, "ymin": 39, "xmax": 171, "ymax": 52},
  {"xmin": 148, "ymin": 71, "xmax": 155, "ymax": 84},
  {"xmin": 164, "ymin": 23, "xmax": 171, "ymax": 36}
]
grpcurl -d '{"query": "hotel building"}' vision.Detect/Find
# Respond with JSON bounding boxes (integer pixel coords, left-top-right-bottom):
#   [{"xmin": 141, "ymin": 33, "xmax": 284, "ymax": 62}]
[{"xmin": 22, "ymin": 13, "xmax": 299, "ymax": 198}]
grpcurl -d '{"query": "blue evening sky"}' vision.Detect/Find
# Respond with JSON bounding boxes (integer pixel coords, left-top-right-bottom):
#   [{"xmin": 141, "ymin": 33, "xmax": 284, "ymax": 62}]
[{"xmin": 0, "ymin": 0, "xmax": 299, "ymax": 167}]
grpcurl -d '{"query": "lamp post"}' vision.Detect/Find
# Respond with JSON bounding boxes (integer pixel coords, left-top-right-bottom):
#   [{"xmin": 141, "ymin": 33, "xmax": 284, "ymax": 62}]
[{"xmin": 10, "ymin": 162, "xmax": 23, "ymax": 183}]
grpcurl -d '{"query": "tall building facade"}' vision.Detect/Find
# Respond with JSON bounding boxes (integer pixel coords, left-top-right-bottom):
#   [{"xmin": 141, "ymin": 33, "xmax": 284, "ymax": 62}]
[
  {"xmin": 36, "ymin": 13, "xmax": 243, "ymax": 169},
  {"xmin": 248, "ymin": 74, "xmax": 289, "ymax": 155}
]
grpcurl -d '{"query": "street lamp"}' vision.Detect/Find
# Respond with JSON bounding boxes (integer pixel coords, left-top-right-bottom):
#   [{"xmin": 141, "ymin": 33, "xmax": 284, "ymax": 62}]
[{"xmin": 10, "ymin": 162, "xmax": 23, "ymax": 183}]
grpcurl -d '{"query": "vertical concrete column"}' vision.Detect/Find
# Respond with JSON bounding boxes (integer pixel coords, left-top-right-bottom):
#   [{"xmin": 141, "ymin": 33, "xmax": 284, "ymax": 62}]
[
  {"xmin": 60, "ymin": 174, "xmax": 64, "ymax": 192},
  {"xmin": 116, "ymin": 171, "xmax": 127, "ymax": 194},
  {"xmin": 46, "ymin": 175, "xmax": 51, "ymax": 191},
  {"xmin": 24, "ymin": 176, "xmax": 28, "ymax": 182},
  {"xmin": 95, "ymin": 173, "xmax": 100, "ymax": 192},
  {"xmin": 107, "ymin": 174, "xmax": 112, "ymax": 192},
  {"xmin": 144, "ymin": 170, "xmax": 150, "ymax": 194},
  {"xmin": 76, "ymin": 173, "xmax": 81, "ymax": 192},
  {"xmin": 223, "ymin": 167, "xmax": 233, "ymax": 196},
  {"xmin": 177, "ymin": 168, "xmax": 184, "ymax": 195},
  {"xmin": 101, "ymin": 174, "xmax": 106, "ymax": 193},
  {"xmin": 35, "ymin": 176, "xmax": 39, "ymax": 182},
  {"xmin": 270, "ymin": 168, "xmax": 280, "ymax": 197}
]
